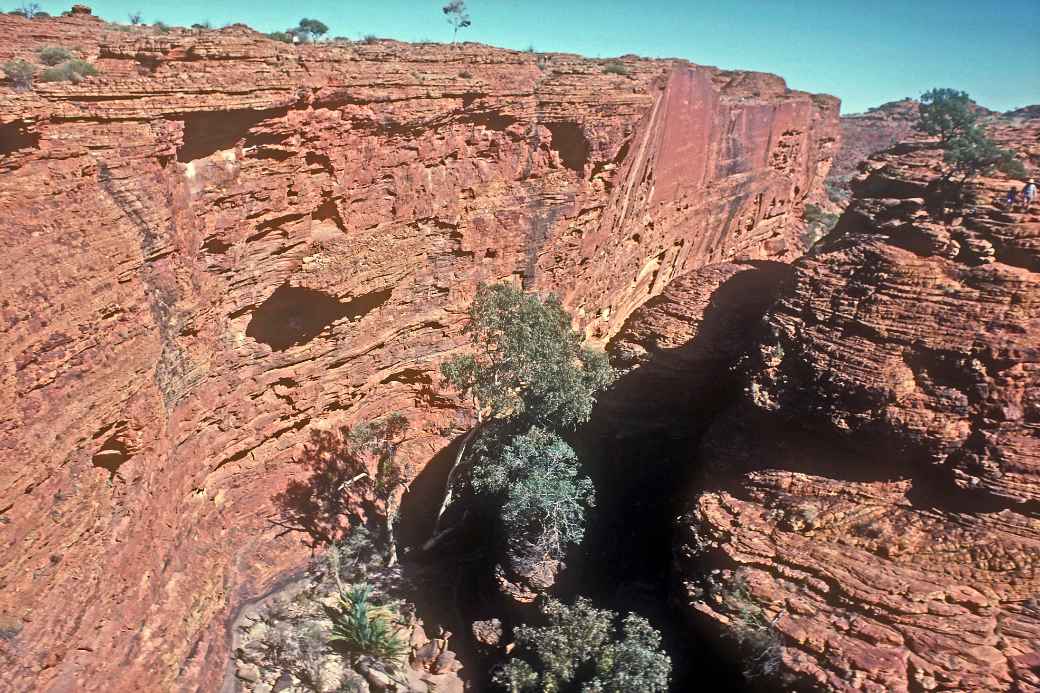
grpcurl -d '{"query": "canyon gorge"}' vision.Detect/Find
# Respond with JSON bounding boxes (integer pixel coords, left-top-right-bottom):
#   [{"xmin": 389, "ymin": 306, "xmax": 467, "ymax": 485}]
[{"xmin": 1, "ymin": 7, "xmax": 1037, "ymax": 693}]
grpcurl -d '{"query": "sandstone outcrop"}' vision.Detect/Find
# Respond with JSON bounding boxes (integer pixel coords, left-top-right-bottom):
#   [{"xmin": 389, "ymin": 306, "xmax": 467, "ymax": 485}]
[
  {"xmin": 0, "ymin": 11, "xmax": 837, "ymax": 692},
  {"xmin": 829, "ymin": 99, "xmax": 919, "ymax": 185},
  {"xmin": 679, "ymin": 117, "xmax": 1040, "ymax": 691}
]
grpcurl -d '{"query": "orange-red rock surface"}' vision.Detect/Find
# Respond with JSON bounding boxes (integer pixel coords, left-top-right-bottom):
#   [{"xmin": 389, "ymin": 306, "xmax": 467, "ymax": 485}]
[
  {"xmin": 678, "ymin": 118, "xmax": 1040, "ymax": 691},
  {"xmin": 0, "ymin": 11, "xmax": 838, "ymax": 692}
]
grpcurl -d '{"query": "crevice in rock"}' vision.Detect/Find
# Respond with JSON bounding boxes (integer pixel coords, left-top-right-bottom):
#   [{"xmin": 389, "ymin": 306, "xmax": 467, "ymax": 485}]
[{"xmin": 245, "ymin": 284, "xmax": 391, "ymax": 352}]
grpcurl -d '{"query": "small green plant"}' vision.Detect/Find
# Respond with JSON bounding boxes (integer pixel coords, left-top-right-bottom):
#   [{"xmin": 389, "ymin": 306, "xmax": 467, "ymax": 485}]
[
  {"xmin": 39, "ymin": 59, "xmax": 98, "ymax": 83},
  {"xmin": 494, "ymin": 597, "xmax": 671, "ymax": 692},
  {"xmin": 128, "ymin": 11, "xmax": 142, "ymax": 25},
  {"xmin": 329, "ymin": 583, "xmax": 407, "ymax": 664},
  {"xmin": 362, "ymin": 34, "xmax": 379, "ymax": 44},
  {"xmin": 191, "ymin": 21, "xmax": 211, "ymax": 30},
  {"xmin": 266, "ymin": 31, "xmax": 293, "ymax": 43},
  {"xmin": 603, "ymin": 61, "xmax": 630, "ymax": 76},
  {"xmin": 38, "ymin": 46, "xmax": 72, "ymax": 66},
  {"xmin": 2, "ymin": 59, "xmax": 36, "ymax": 90},
  {"xmin": 721, "ymin": 577, "xmax": 783, "ymax": 679},
  {"xmin": 152, "ymin": 21, "xmax": 171, "ymax": 33}
]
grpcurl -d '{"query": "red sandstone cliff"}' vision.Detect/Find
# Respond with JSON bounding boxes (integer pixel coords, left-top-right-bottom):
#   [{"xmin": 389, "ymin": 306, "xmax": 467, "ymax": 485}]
[
  {"xmin": 674, "ymin": 118, "xmax": 1040, "ymax": 691},
  {"xmin": 0, "ymin": 12, "xmax": 838, "ymax": 692}
]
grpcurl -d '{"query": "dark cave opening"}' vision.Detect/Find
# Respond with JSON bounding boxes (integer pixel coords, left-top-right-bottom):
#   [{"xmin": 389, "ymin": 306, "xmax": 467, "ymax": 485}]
[
  {"xmin": 0, "ymin": 120, "xmax": 40, "ymax": 156},
  {"xmin": 545, "ymin": 122, "xmax": 590, "ymax": 174},
  {"xmin": 176, "ymin": 107, "xmax": 288, "ymax": 163},
  {"xmin": 245, "ymin": 284, "xmax": 391, "ymax": 352}
]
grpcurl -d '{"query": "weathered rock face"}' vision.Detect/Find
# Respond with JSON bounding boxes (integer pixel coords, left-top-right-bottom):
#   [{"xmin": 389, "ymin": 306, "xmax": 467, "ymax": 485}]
[
  {"xmin": 0, "ymin": 13, "xmax": 838, "ymax": 693},
  {"xmin": 829, "ymin": 99, "xmax": 919, "ymax": 184},
  {"xmin": 680, "ymin": 118, "xmax": 1040, "ymax": 691}
]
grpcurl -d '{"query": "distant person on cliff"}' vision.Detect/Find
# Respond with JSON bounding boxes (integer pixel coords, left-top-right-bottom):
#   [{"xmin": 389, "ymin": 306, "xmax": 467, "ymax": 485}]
[
  {"xmin": 1003, "ymin": 187, "xmax": 1019, "ymax": 208},
  {"xmin": 1023, "ymin": 179, "xmax": 1037, "ymax": 210}
]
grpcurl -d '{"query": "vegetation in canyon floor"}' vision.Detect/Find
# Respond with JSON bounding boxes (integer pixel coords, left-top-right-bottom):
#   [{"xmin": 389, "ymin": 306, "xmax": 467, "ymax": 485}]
[
  {"xmin": 493, "ymin": 597, "xmax": 671, "ymax": 693},
  {"xmin": 431, "ymin": 282, "xmax": 615, "ymax": 565}
]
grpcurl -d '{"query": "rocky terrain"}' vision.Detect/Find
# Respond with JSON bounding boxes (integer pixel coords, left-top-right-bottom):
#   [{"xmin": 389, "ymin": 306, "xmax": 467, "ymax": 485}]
[
  {"xmin": 668, "ymin": 117, "xmax": 1040, "ymax": 691},
  {"xmin": 0, "ymin": 9, "xmax": 837, "ymax": 693},
  {"xmin": 829, "ymin": 99, "xmax": 920, "ymax": 186}
]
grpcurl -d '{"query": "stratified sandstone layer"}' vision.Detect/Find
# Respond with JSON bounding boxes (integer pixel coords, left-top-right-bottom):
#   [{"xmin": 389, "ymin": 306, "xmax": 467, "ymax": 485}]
[
  {"xmin": 680, "ymin": 119, "xmax": 1040, "ymax": 691},
  {"xmin": 0, "ymin": 12, "xmax": 837, "ymax": 693}
]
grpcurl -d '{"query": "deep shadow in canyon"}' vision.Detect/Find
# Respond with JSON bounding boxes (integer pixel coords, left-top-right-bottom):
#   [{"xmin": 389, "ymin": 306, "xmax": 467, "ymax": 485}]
[{"xmin": 395, "ymin": 263, "xmax": 796, "ymax": 692}]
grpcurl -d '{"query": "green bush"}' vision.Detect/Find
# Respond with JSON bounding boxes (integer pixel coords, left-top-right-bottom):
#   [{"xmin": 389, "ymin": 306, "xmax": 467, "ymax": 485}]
[
  {"xmin": 471, "ymin": 425, "xmax": 594, "ymax": 560},
  {"xmin": 128, "ymin": 11, "xmax": 142, "ymax": 25},
  {"xmin": 494, "ymin": 597, "xmax": 670, "ymax": 692},
  {"xmin": 329, "ymin": 583, "xmax": 407, "ymax": 664},
  {"xmin": 153, "ymin": 21, "xmax": 171, "ymax": 33},
  {"xmin": 38, "ymin": 46, "xmax": 72, "ymax": 66},
  {"xmin": 362, "ymin": 34, "xmax": 379, "ymax": 44},
  {"xmin": 266, "ymin": 31, "xmax": 293, "ymax": 43},
  {"xmin": 603, "ymin": 61, "xmax": 630, "ymax": 76},
  {"xmin": 943, "ymin": 127, "xmax": 1026, "ymax": 181},
  {"xmin": 720, "ymin": 577, "xmax": 783, "ymax": 679},
  {"xmin": 39, "ymin": 59, "xmax": 98, "ymax": 83},
  {"xmin": 2, "ymin": 59, "xmax": 35, "ymax": 90}
]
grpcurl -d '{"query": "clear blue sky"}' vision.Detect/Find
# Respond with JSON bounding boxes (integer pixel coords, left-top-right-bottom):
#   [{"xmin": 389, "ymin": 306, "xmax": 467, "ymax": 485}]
[{"xmin": 28, "ymin": 0, "xmax": 1040, "ymax": 113}]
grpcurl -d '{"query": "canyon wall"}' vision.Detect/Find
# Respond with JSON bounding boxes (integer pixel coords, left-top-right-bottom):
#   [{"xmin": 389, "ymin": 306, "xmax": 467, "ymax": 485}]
[
  {"xmin": 670, "ymin": 117, "xmax": 1040, "ymax": 691},
  {"xmin": 0, "ymin": 12, "xmax": 837, "ymax": 692}
]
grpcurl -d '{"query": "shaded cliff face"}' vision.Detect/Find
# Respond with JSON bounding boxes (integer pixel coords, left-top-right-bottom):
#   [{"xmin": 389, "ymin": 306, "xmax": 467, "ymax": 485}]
[
  {"xmin": 829, "ymin": 99, "xmax": 920, "ymax": 184},
  {"xmin": 678, "ymin": 117, "xmax": 1040, "ymax": 691},
  {"xmin": 0, "ymin": 13, "xmax": 838, "ymax": 693}
]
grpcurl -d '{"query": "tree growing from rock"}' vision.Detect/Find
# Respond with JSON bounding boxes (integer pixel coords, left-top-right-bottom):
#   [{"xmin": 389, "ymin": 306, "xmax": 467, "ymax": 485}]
[
  {"xmin": 916, "ymin": 88, "xmax": 977, "ymax": 145},
  {"xmin": 916, "ymin": 88, "xmax": 1026, "ymax": 186},
  {"xmin": 442, "ymin": 0, "xmax": 471, "ymax": 43},
  {"xmin": 493, "ymin": 597, "xmax": 671, "ymax": 692},
  {"xmin": 470, "ymin": 425, "xmax": 594, "ymax": 560},
  {"xmin": 430, "ymin": 283, "xmax": 614, "ymax": 544},
  {"xmin": 274, "ymin": 415, "xmax": 410, "ymax": 564}
]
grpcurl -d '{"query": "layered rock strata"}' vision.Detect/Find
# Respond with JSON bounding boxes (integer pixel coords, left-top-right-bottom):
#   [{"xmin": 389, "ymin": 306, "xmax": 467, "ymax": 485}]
[
  {"xmin": 0, "ymin": 12, "xmax": 838, "ymax": 693},
  {"xmin": 678, "ymin": 118, "xmax": 1040, "ymax": 691}
]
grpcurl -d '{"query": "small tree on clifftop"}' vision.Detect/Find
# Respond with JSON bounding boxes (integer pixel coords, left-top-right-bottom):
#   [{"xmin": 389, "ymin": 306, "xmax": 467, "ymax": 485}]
[
  {"xmin": 443, "ymin": 0, "xmax": 471, "ymax": 43},
  {"xmin": 295, "ymin": 18, "xmax": 329, "ymax": 42},
  {"xmin": 916, "ymin": 88, "xmax": 1026, "ymax": 187},
  {"xmin": 916, "ymin": 88, "xmax": 977, "ymax": 145}
]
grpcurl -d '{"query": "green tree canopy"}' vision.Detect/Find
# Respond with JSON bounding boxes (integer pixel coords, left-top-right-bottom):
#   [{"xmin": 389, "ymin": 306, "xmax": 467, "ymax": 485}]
[
  {"xmin": 916, "ymin": 88, "xmax": 977, "ymax": 145},
  {"xmin": 470, "ymin": 425, "xmax": 594, "ymax": 559},
  {"xmin": 494, "ymin": 598, "xmax": 671, "ymax": 693},
  {"xmin": 916, "ymin": 88, "xmax": 1026, "ymax": 186},
  {"xmin": 429, "ymin": 283, "xmax": 614, "ymax": 546},
  {"xmin": 296, "ymin": 18, "xmax": 329, "ymax": 38},
  {"xmin": 943, "ymin": 127, "xmax": 1027, "ymax": 181},
  {"xmin": 441, "ymin": 283, "xmax": 614, "ymax": 429}
]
